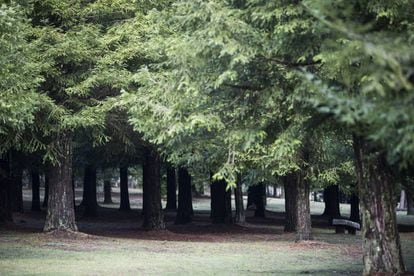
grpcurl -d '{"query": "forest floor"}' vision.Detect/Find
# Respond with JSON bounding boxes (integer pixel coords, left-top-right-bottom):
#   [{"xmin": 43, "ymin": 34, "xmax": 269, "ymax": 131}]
[{"xmin": 0, "ymin": 189, "xmax": 414, "ymax": 275}]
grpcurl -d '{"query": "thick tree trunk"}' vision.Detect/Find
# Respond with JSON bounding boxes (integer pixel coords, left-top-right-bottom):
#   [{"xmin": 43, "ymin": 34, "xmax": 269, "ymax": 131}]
[
  {"xmin": 0, "ymin": 156, "xmax": 13, "ymax": 222},
  {"xmin": 210, "ymin": 179, "xmax": 232, "ymax": 223},
  {"xmin": 353, "ymin": 136, "xmax": 405, "ymax": 275},
  {"xmin": 44, "ymin": 133, "xmax": 77, "ymax": 232},
  {"xmin": 11, "ymin": 166, "xmax": 24, "ymax": 212},
  {"xmin": 322, "ymin": 185, "xmax": 341, "ymax": 221},
  {"xmin": 284, "ymin": 170, "xmax": 312, "ymax": 241},
  {"xmin": 284, "ymin": 175, "xmax": 297, "ymax": 233},
  {"xmin": 175, "ymin": 167, "xmax": 193, "ymax": 224},
  {"xmin": 234, "ymin": 178, "xmax": 245, "ymax": 224},
  {"xmin": 103, "ymin": 180, "xmax": 113, "ymax": 204},
  {"xmin": 119, "ymin": 166, "xmax": 131, "ymax": 211},
  {"xmin": 31, "ymin": 170, "xmax": 41, "ymax": 211},
  {"xmin": 83, "ymin": 166, "xmax": 98, "ymax": 217},
  {"xmin": 165, "ymin": 166, "xmax": 177, "ymax": 210},
  {"xmin": 273, "ymin": 184, "xmax": 277, "ymax": 197},
  {"xmin": 43, "ymin": 173, "xmax": 49, "ymax": 208},
  {"xmin": 142, "ymin": 149, "xmax": 165, "ymax": 230},
  {"xmin": 247, "ymin": 184, "xmax": 265, "ymax": 218},
  {"xmin": 296, "ymin": 170, "xmax": 312, "ymax": 241}
]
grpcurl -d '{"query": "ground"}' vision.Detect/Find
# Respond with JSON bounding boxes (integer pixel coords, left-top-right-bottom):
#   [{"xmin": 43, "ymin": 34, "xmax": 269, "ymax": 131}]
[{"xmin": 0, "ymin": 188, "xmax": 413, "ymax": 275}]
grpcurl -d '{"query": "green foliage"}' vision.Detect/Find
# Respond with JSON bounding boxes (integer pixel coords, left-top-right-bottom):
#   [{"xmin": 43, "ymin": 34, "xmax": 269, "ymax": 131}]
[
  {"xmin": 304, "ymin": 0, "xmax": 414, "ymax": 168},
  {"xmin": 0, "ymin": 2, "xmax": 43, "ymax": 152}
]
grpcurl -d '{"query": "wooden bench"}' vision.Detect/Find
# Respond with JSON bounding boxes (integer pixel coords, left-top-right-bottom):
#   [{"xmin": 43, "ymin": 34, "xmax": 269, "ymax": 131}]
[{"xmin": 332, "ymin": 219, "xmax": 360, "ymax": 235}]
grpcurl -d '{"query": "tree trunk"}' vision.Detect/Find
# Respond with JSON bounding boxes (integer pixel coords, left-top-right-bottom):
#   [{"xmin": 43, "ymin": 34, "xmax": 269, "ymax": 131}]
[
  {"xmin": 103, "ymin": 180, "xmax": 113, "ymax": 204},
  {"xmin": 225, "ymin": 186, "xmax": 232, "ymax": 224},
  {"xmin": 119, "ymin": 166, "xmax": 131, "ymax": 211},
  {"xmin": 322, "ymin": 185, "xmax": 341, "ymax": 221},
  {"xmin": 83, "ymin": 166, "xmax": 98, "ymax": 217},
  {"xmin": 175, "ymin": 167, "xmax": 193, "ymax": 224},
  {"xmin": 31, "ymin": 170, "xmax": 41, "ymax": 211},
  {"xmin": 11, "ymin": 166, "xmax": 24, "ymax": 212},
  {"xmin": 165, "ymin": 166, "xmax": 177, "ymax": 210},
  {"xmin": 284, "ymin": 170, "xmax": 312, "ymax": 241},
  {"xmin": 44, "ymin": 133, "xmax": 77, "ymax": 232},
  {"xmin": 210, "ymin": 178, "xmax": 232, "ymax": 223},
  {"xmin": 43, "ymin": 173, "xmax": 49, "ymax": 208},
  {"xmin": 353, "ymin": 135, "xmax": 405, "ymax": 275},
  {"xmin": 350, "ymin": 193, "xmax": 360, "ymax": 222},
  {"xmin": 234, "ymin": 178, "xmax": 245, "ymax": 224},
  {"xmin": 284, "ymin": 175, "xmax": 297, "ymax": 232},
  {"xmin": 142, "ymin": 149, "xmax": 165, "ymax": 230},
  {"xmin": 296, "ymin": 170, "xmax": 312, "ymax": 241},
  {"xmin": 273, "ymin": 184, "xmax": 277, "ymax": 198},
  {"xmin": 0, "ymin": 155, "xmax": 13, "ymax": 222},
  {"xmin": 247, "ymin": 184, "xmax": 265, "ymax": 217},
  {"xmin": 398, "ymin": 190, "xmax": 407, "ymax": 210},
  {"xmin": 407, "ymin": 189, "xmax": 414, "ymax": 215}
]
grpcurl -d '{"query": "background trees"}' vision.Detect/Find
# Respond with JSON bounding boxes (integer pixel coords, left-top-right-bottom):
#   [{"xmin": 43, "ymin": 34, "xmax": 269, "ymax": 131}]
[{"xmin": 1, "ymin": 0, "xmax": 413, "ymax": 274}]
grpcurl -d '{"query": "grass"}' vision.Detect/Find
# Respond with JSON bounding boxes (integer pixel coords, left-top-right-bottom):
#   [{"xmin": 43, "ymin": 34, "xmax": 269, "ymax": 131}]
[
  {"xmin": 0, "ymin": 230, "xmax": 364, "ymax": 275},
  {"xmin": 0, "ymin": 189, "xmax": 413, "ymax": 275}
]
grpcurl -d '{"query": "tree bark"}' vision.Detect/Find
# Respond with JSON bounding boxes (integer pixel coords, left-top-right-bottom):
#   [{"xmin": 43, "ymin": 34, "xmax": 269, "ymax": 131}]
[
  {"xmin": 353, "ymin": 135, "xmax": 405, "ymax": 275},
  {"xmin": 175, "ymin": 167, "xmax": 193, "ymax": 224},
  {"xmin": 234, "ymin": 177, "xmax": 245, "ymax": 224},
  {"xmin": 142, "ymin": 149, "xmax": 165, "ymax": 230},
  {"xmin": 210, "ymin": 178, "xmax": 232, "ymax": 223},
  {"xmin": 44, "ymin": 133, "xmax": 77, "ymax": 232},
  {"xmin": 31, "ymin": 170, "xmax": 41, "ymax": 211},
  {"xmin": 119, "ymin": 166, "xmax": 131, "ymax": 211},
  {"xmin": 165, "ymin": 166, "xmax": 177, "ymax": 210},
  {"xmin": 296, "ymin": 169, "xmax": 312, "ymax": 241},
  {"xmin": 0, "ymin": 155, "xmax": 13, "ymax": 222},
  {"xmin": 284, "ymin": 170, "xmax": 312, "ymax": 241},
  {"xmin": 103, "ymin": 180, "xmax": 113, "ymax": 204},
  {"xmin": 247, "ymin": 184, "xmax": 265, "ymax": 217},
  {"xmin": 322, "ymin": 185, "xmax": 341, "ymax": 221},
  {"xmin": 43, "ymin": 173, "xmax": 49, "ymax": 208},
  {"xmin": 284, "ymin": 175, "xmax": 297, "ymax": 232},
  {"xmin": 83, "ymin": 166, "xmax": 98, "ymax": 217}
]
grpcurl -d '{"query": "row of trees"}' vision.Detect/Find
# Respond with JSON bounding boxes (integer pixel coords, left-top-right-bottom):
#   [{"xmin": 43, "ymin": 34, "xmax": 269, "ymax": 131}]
[{"xmin": 1, "ymin": 0, "xmax": 414, "ymax": 275}]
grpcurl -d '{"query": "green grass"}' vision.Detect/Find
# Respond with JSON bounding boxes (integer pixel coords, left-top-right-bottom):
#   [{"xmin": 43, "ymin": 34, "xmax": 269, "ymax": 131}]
[
  {"xmin": 0, "ymin": 231, "xmax": 363, "ymax": 275},
  {"xmin": 2, "ymin": 192, "xmax": 413, "ymax": 275}
]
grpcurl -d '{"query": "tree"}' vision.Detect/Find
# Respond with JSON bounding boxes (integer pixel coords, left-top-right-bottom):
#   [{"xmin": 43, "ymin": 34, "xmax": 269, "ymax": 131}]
[
  {"xmin": 142, "ymin": 148, "xmax": 165, "ymax": 230},
  {"xmin": 31, "ymin": 169, "xmax": 41, "ymax": 211},
  {"xmin": 119, "ymin": 166, "xmax": 131, "ymax": 211},
  {"xmin": 0, "ymin": 156, "xmax": 13, "ymax": 222},
  {"xmin": 234, "ymin": 177, "xmax": 245, "ymax": 224},
  {"xmin": 103, "ymin": 169, "xmax": 113, "ymax": 204},
  {"xmin": 165, "ymin": 166, "xmax": 177, "ymax": 210},
  {"xmin": 211, "ymin": 179, "xmax": 232, "ymax": 224},
  {"xmin": 303, "ymin": 0, "xmax": 414, "ymax": 272},
  {"xmin": 0, "ymin": 2, "xmax": 44, "ymax": 221},
  {"xmin": 82, "ymin": 165, "xmax": 98, "ymax": 217},
  {"xmin": 43, "ymin": 133, "xmax": 77, "ymax": 232},
  {"xmin": 322, "ymin": 185, "xmax": 340, "ymax": 220},
  {"xmin": 43, "ymin": 173, "xmax": 49, "ymax": 208},
  {"xmin": 175, "ymin": 168, "xmax": 193, "ymax": 224}
]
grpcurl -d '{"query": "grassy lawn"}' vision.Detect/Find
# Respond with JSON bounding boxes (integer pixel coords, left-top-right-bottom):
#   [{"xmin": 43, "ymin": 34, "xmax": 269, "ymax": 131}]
[{"xmin": 1, "ymin": 190, "xmax": 413, "ymax": 275}]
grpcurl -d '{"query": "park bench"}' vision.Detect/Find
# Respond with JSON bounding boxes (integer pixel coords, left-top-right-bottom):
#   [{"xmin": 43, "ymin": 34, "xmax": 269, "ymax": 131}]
[{"xmin": 332, "ymin": 219, "xmax": 360, "ymax": 235}]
